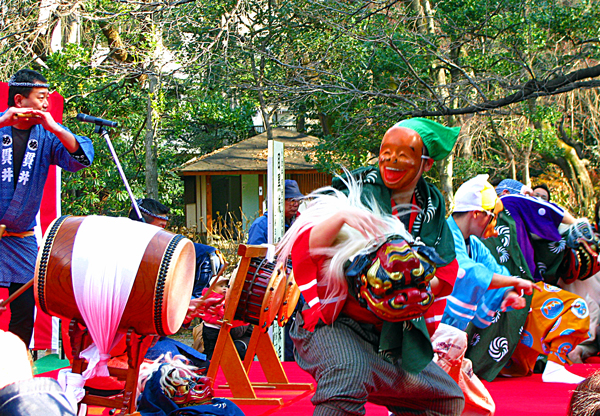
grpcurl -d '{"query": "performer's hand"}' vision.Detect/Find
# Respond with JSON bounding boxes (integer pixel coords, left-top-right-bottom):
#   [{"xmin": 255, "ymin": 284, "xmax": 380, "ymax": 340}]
[
  {"xmin": 501, "ymin": 290, "xmax": 527, "ymax": 311},
  {"xmin": 340, "ymin": 208, "xmax": 387, "ymax": 241},
  {"xmin": 28, "ymin": 109, "xmax": 58, "ymax": 131},
  {"xmin": 0, "ymin": 107, "xmax": 39, "ymax": 127},
  {"xmin": 0, "ymin": 331, "xmax": 33, "ymax": 390},
  {"xmin": 310, "ymin": 208, "xmax": 387, "ymax": 250},
  {"xmin": 24, "ymin": 109, "xmax": 80, "ymax": 153},
  {"xmin": 511, "ymin": 278, "xmax": 541, "ymax": 296}
]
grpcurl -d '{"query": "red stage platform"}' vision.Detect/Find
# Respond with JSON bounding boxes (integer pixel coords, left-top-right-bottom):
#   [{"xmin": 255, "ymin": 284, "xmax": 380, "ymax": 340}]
[{"xmin": 69, "ymin": 361, "xmax": 596, "ymax": 415}]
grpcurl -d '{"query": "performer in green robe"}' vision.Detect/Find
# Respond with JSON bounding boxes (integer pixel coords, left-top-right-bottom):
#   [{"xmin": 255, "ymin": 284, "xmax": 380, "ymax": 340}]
[{"xmin": 277, "ymin": 118, "xmax": 465, "ymax": 415}]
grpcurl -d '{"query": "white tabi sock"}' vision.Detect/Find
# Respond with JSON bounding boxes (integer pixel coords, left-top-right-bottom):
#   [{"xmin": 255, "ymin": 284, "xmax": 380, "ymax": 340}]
[{"xmin": 542, "ymin": 360, "xmax": 584, "ymax": 384}]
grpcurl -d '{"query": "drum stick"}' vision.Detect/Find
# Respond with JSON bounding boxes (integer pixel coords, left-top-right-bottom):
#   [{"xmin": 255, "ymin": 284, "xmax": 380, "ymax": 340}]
[{"xmin": 0, "ymin": 279, "xmax": 33, "ymax": 308}]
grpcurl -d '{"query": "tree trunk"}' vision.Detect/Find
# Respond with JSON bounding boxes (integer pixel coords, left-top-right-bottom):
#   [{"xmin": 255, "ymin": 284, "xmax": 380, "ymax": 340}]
[
  {"xmin": 457, "ymin": 129, "xmax": 473, "ymax": 159},
  {"xmin": 252, "ymin": 55, "xmax": 273, "ymax": 140},
  {"xmin": 145, "ymin": 73, "xmax": 159, "ymax": 199},
  {"xmin": 488, "ymin": 117, "xmax": 516, "ymax": 179},
  {"xmin": 64, "ymin": 11, "xmax": 81, "ymax": 45},
  {"xmin": 556, "ymin": 139, "xmax": 594, "ymax": 215},
  {"xmin": 523, "ymin": 98, "xmax": 540, "ymax": 186},
  {"xmin": 414, "ymin": 0, "xmax": 455, "ymax": 201},
  {"xmin": 438, "ymin": 155, "xmax": 453, "ymax": 209}
]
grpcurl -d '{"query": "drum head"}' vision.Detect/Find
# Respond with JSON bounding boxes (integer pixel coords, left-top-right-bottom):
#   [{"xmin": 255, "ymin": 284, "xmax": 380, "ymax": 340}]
[
  {"xmin": 258, "ymin": 263, "xmax": 286, "ymax": 331},
  {"xmin": 277, "ymin": 272, "xmax": 300, "ymax": 327},
  {"xmin": 161, "ymin": 237, "xmax": 196, "ymax": 335}
]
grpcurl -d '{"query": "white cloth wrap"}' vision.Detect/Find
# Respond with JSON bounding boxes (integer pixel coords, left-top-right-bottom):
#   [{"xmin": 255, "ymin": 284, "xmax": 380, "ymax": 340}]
[
  {"xmin": 70, "ymin": 216, "xmax": 161, "ymax": 383},
  {"xmin": 431, "ymin": 323, "xmax": 468, "ymax": 365},
  {"xmin": 57, "ymin": 368, "xmax": 86, "ymax": 409},
  {"xmin": 260, "ymin": 243, "xmax": 276, "ymax": 262}
]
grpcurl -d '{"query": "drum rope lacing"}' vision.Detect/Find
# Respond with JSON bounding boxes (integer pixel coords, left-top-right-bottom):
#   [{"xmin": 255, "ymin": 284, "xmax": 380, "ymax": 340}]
[
  {"xmin": 153, "ymin": 234, "xmax": 185, "ymax": 335},
  {"xmin": 236, "ymin": 257, "xmax": 273, "ymax": 325},
  {"xmin": 36, "ymin": 215, "xmax": 69, "ymax": 313}
]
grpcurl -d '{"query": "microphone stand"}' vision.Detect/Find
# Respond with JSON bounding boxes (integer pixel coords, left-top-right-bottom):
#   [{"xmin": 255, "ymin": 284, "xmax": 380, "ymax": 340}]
[{"xmin": 94, "ymin": 124, "xmax": 144, "ymax": 221}]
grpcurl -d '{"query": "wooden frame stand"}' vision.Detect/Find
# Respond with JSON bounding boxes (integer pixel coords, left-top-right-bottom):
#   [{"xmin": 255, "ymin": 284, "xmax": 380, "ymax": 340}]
[
  {"xmin": 206, "ymin": 245, "xmax": 313, "ymax": 406},
  {"xmin": 69, "ymin": 320, "xmax": 156, "ymax": 415}
]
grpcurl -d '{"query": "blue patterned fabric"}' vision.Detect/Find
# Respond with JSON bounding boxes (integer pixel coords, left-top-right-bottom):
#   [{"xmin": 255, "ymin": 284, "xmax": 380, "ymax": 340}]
[
  {"xmin": 145, "ymin": 337, "xmax": 208, "ymax": 371},
  {"xmin": 443, "ymin": 217, "xmax": 512, "ymax": 330},
  {"xmin": 495, "ymin": 179, "xmax": 524, "ymax": 196},
  {"xmin": 0, "ymin": 113, "xmax": 93, "ymax": 286}
]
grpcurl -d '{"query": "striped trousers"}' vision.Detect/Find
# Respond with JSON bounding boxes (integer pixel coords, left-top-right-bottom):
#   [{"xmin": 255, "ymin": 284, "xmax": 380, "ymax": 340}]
[{"xmin": 290, "ymin": 313, "xmax": 464, "ymax": 416}]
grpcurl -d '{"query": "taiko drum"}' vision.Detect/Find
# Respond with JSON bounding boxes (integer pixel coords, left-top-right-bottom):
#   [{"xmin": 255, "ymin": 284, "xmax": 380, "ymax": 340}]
[
  {"xmin": 233, "ymin": 257, "xmax": 286, "ymax": 331},
  {"xmin": 34, "ymin": 215, "xmax": 196, "ymax": 336}
]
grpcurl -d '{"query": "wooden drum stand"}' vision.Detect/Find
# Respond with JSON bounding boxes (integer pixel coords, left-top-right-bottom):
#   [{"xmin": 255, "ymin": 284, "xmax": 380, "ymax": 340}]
[
  {"xmin": 69, "ymin": 320, "xmax": 156, "ymax": 416},
  {"xmin": 206, "ymin": 244, "xmax": 313, "ymax": 405}
]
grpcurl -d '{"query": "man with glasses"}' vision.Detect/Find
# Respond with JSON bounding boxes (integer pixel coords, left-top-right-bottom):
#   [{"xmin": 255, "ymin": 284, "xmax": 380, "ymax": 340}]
[
  {"xmin": 246, "ymin": 179, "xmax": 305, "ymax": 361},
  {"xmin": 247, "ymin": 179, "xmax": 304, "ymax": 245}
]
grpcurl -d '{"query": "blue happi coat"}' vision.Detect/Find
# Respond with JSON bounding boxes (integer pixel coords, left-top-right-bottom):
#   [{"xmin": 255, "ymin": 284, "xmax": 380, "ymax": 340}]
[
  {"xmin": 442, "ymin": 216, "xmax": 513, "ymax": 330},
  {"xmin": 0, "ymin": 114, "xmax": 94, "ymax": 286}
]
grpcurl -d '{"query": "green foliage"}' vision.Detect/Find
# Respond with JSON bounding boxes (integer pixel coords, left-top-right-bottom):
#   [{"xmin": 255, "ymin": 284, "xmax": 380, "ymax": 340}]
[
  {"xmin": 2, "ymin": 0, "xmax": 600, "ymax": 221},
  {"xmin": 452, "ymin": 157, "xmax": 488, "ymax": 188},
  {"xmin": 163, "ymin": 88, "xmax": 255, "ymax": 156}
]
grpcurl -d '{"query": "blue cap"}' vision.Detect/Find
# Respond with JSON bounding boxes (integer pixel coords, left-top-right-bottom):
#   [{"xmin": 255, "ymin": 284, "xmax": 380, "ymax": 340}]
[
  {"xmin": 285, "ymin": 179, "xmax": 304, "ymax": 199},
  {"xmin": 496, "ymin": 179, "xmax": 524, "ymax": 196}
]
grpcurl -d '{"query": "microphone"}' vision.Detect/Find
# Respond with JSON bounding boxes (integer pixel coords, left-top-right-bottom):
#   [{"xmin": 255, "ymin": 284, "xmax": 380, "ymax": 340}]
[{"xmin": 76, "ymin": 113, "xmax": 118, "ymax": 128}]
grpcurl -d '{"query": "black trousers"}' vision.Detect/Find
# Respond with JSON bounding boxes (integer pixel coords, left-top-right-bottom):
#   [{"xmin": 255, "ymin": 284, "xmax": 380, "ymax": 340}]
[
  {"xmin": 8, "ymin": 282, "xmax": 35, "ymax": 347},
  {"xmin": 203, "ymin": 325, "xmax": 249, "ymax": 361}
]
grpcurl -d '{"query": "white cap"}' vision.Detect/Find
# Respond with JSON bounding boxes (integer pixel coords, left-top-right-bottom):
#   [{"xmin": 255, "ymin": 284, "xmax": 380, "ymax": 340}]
[
  {"xmin": 452, "ymin": 174, "xmax": 498, "ymax": 213},
  {"xmin": 209, "ymin": 273, "xmax": 229, "ymax": 288}
]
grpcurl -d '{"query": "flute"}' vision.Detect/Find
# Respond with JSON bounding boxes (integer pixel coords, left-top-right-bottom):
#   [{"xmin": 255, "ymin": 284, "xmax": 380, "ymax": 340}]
[{"xmin": 13, "ymin": 113, "xmax": 40, "ymax": 118}]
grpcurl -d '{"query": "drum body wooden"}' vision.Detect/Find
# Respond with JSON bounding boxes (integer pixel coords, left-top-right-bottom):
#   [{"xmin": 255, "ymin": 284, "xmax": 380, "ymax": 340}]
[
  {"xmin": 234, "ymin": 257, "xmax": 286, "ymax": 331},
  {"xmin": 34, "ymin": 216, "xmax": 196, "ymax": 336}
]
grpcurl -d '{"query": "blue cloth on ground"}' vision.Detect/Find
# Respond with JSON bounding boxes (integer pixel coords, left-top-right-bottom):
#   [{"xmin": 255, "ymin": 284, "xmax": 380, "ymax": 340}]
[
  {"xmin": 146, "ymin": 337, "xmax": 209, "ymax": 371},
  {"xmin": 137, "ymin": 363, "xmax": 245, "ymax": 416}
]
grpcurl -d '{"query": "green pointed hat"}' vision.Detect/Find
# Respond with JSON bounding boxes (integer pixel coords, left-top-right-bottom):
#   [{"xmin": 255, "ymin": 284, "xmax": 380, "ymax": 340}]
[{"xmin": 394, "ymin": 118, "xmax": 460, "ymax": 161}]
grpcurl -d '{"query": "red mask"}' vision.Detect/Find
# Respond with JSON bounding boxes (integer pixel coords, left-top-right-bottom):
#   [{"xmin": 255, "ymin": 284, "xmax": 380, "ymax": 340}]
[
  {"xmin": 345, "ymin": 236, "xmax": 444, "ymax": 322},
  {"xmin": 379, "ymin": 127, "xmax": 430, "ymax": 192}
]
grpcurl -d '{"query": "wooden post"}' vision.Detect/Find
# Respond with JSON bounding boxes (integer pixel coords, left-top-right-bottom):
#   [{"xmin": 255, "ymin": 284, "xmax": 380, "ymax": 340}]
[{"xmin": 206, "ymin": 175, "xmax": 213, "ymax": 232}]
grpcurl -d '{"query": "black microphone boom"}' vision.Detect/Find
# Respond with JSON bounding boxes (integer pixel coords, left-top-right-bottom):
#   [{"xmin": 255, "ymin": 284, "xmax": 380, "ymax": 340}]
[{"xmin": 76, "ymin": 113, "xmax": 118, "ymax": 128}]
